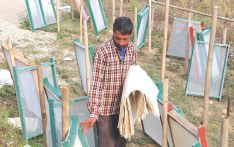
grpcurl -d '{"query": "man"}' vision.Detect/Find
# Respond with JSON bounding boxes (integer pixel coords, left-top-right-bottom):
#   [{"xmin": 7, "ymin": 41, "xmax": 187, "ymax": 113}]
[{"xmin": 80, "ymin": 17, "xmax": 137, "ymax": 147}]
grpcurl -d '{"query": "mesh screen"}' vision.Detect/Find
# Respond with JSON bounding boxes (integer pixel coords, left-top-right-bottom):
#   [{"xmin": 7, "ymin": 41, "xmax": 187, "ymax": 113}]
[
  {"xmin": 167, "ymin": 18, "xmax": 201, "ymax": 58},
  {"xmin": 54, "ymin": 101, "xmax": 62, "ymax": 145},
  {"xmin": 47, "ymin": 96, "xmax": 96, "ymax": 147},
  {"xmin": 70, "ymin": 98, "xmax": 97, "ymax": 147},
  {"xmin": 14, "ymin": 60, "xmax": 57, "ymax": 140},
  {"xmin": 186, "ymin": 40, "xmax": 229, "ymax": 98},
  {"xmin": 44, "ymin": 76, "xmax": 95, "ymax": 147},
  {"xmin": 142, "ymin": 100, "xmax": 173, "ymax": 147},
  {"xmin": 3, "ymin": 46, "xmax": 58, "ymax": 141},
  {"xmin": 62, "ymin": 115, "xmax": 89, "ymax": 147},
  {"xmin": 48, "ymin": 98, "xmax": 62, "ymax": 146},
  {"xmin": 45, "ymin": 85, "xmax": 60, "ymax": 146},
  {"xmin": 26, "ymin": 0, "xmax": 45, "ymax": 29},
  {"xmin": 41, "ymin": 0, "xmax": 56, "ymax": 25},
  {"xmin": 74, "ymin": 0, "xmax": 89, "ymax": 21},
  {"xmin": 87, "ymin": 0, "xmax": 107, "ymax": 34},
  {"xmin": 16, "ymin": 62, "xmax": 42, "ymax": 138},
  {"xmin": 168, "ymin": 115, "xmax": 198, "ymax": 147},
  {"xmin": 136, "ymin": 6, "xmax": 149, "ymax": 49},
  {"xmin": 142, "ymin": 112, "xmax": 163, "ymax": 145},
  {"xmin": 143, "ymin": 98, "xmax": 198, "ymax": 147},
  {"xmin": 43, "ymin": 67, "xmax": 60, "ymax": 146},
  {"xmin": 62, "ymin": 117, "xmax": 80, "ymax": 147},
  {"xmin": 201, "ymin": 29, "xmax": 210, "ymax": 42},
  {"xmin": 74, "ymin": 41, "xmax": 93, "ymax": 94},
  {"xmin": 42, "ymin": 66, "xmax": 55, "ymax": 87},
  {"xmin": 45, "ymin": 99, "xmax": 53, "ymax": 147}
]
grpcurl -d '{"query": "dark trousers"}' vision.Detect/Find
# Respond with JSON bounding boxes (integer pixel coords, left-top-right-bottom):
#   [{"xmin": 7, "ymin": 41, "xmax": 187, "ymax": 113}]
[{"xmin": 97, "ymin": 114, "xmax": 127, "ymax": 147}]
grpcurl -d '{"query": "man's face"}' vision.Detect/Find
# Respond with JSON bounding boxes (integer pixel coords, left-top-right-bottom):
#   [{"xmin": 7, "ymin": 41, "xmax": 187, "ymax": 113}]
[{"xmin": 113, "ymin": 31, "xmax": 132, "ymax": 49}]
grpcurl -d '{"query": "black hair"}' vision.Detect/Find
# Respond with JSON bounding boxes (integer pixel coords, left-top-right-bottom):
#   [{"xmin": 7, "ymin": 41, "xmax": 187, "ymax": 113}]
[{"xmin": 113, "ymin": 17, "xmax": 133, "ymax": 35}]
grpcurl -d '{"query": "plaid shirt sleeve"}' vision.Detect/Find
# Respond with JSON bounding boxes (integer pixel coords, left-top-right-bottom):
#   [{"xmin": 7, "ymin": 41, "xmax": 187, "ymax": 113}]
[{"xmin": 87, "ymin": 48, "xmax": 105, "ymax": 119}]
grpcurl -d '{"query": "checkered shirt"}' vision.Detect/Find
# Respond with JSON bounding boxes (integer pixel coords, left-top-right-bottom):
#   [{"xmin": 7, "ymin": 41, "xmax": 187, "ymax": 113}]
[{"xmin": 87, "ymin": 39, "xmax": 137, "ymax": 119}]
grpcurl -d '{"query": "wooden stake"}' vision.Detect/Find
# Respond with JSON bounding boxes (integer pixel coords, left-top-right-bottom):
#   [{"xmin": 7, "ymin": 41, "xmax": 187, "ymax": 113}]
[
  {"xmin": 220, "ymin": 116, "xmax": 229, "ymax": 147},
  {"xmin": 220, "ymin": 96, "xmax": 231, "ymax": 147},
  {"xmin": 162, "ymin": 78, "xmax": 169, "ymax": 147},
  {"xmin": 37, "ymin": 65, "xmax": 47, "ymax": 147},
  {"xmin": 112, "ymin": 0, "xmax": 116, "ymax": 24},
  {"xmin": 134, "ymin": 7, "xmax": 138, "ymax": 47},
  {"xmin": 203, "ymin": 5, "xmax": 218, "ymax": 128},
  {"xmin": 84, "ymin": 21, "xmax": 90, "ymax": 95},
  {"xmin": 222, "ymin": 27, "xmax": 227, "ymax": 44},
  {"xmin": 148, "ymin": 0, "xmax": 152, "ymax": 52},
  {"xmin": 56, "ymin": 0, "xmax": 60, "ymax": 32},
  {"xmin": 152, "ymin": 1, "xmax": 234, "ymax": 22},
  {"xmin": 62, "ymin": 85, "xmax": 70, "ymax": 140},
  {"xmin": 7, "ymin": 39, "xmax": 16, "ymax": 66},
  {"xmin": 120, "ymin": 0, "xmax": 123, "ymax": 16},
  {"xmin": 227, "ymin": 97, "xmax": 231, "ymax": 117},
  {"xmin": 160, "ymin": 0, "xmax": 170, "ymax": 80},
  {"xmin": 70, "ymin": 0, "xmax": 75, "ymax": 20},
  {"xmin": 151, "ymin": 8, "xmax": 154, "ymax": 29},
  {"xmin": 185, "ymin": 13, "xmax": 192, "ymax": 73},
  {"xmin": 80, "ymin": 0, "xmax": 83, "ymax": 43},
  {"xmin": 7, "ymin": 39, "xmax": 12, "ymax": 49}
]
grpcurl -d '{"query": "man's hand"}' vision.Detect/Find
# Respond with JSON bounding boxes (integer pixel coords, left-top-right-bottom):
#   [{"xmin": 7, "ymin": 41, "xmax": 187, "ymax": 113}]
[{"xmin": 80, "ymin": 117, "xmax": 97, "ymax": 133}]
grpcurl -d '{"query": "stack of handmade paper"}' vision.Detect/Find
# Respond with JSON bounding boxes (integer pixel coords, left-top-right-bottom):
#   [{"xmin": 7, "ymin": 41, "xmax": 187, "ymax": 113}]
[{"xmin": 118, "ymin": 65, "xmax": 160, "ymax": 139}]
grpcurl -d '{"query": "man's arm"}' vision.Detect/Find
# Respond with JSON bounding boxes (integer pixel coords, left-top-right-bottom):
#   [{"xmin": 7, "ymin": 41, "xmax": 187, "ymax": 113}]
[{"xmin": 80, "ymin": 48, "xmax": 106, "ymax": 131}]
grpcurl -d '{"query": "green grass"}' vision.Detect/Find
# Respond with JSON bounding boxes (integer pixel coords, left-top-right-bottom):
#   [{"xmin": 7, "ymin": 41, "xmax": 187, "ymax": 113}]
[
  {"xmin": 0, "ymin": 86, "xmax": 43, "ymax": 146},
  {"xmin": 0, "ymin": 61, "xmax": 8, "ymax": 69},
  {"xmin": 0, "ymin": 85, "xmax": 15, "ymax": 99},
  {"xmin": 127, "ymin": 0, "xmax": 142, "ymax": 11},
  {"xmin": 20, "ymin": 20, "xmax": 31, "ymax": 30},
  {"xmin": 0, "ymin": 110, "xmax": 24, "ymax": 146}
]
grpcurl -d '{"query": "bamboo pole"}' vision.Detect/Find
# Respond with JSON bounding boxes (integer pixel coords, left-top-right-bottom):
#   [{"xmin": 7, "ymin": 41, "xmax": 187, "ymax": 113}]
[
  {"xmin": 7, "ymin": 39, "xmax": 12, "ymax": 50},
  {"xmin": 151, "ymin": 8, "xmax": 154, "ymax": 29},
  {"xmin": 80, "ymin": 0, "xmax": 83, "ymax": 43},
  {"xmin": 227, "ymin": 97, "xmax": 231, "ymax": 117},
  {"xmin": 56, "ymin": 0, "xmax": 60, "ymax": 32},
  {"xmin": 70, "ymin": 0, "xmax": 75, "ymax": 20},
  {"xmin": 162, "ymin": 78, "xmax": 169, "ymax": 147},
  {"xmin": 203, "ymin": 5, "xmax": 218, "ymax": 128},
  {"xmin": 7, "ymin": 39, "xmax": 16, "ymax": 66},
  {"xmin": 134, "ymin": 7, "xmax": 138, "ymax": 47},
  {"xmin": 84, "ymin": 21, "xmax": 90, "ymax": 95},
  {"xmin": 222, "ymin": 28, "xmax": 227, "ymax": 44},
  {"xmin": 151, "ymin": 0, "xmax": 234, "ymax": 22},
  {"xmin": 148, "ymin": 0, "xmax": 152, "ymax": 52},
  {"xmin": 120, "ymin": 0, "xmax": 123, "ymax": 16},
  {"xmin": 160, "ymin": 0, "xmax": 170, "ymax": 80},
  {"xmin": 112, "ymin": 0, "xmax": 116, "ymax": 24},
  {"xmin": 220, "ymin": 97, "xmax": 230, "ymax": 147},
  {"xmin": 220, "ymin": 116, "xmax": 229, "ymax": 147},
  {"xmin": 62, "ymin": 85, "xmax": 70, "ymax": 140},
  {"xmin": 37, "ymin": 65, "xmax": 47, "ymax": 147},
  {"xmin": 185, "ymin": 13, "xmax": 192, "ymax": 73}
]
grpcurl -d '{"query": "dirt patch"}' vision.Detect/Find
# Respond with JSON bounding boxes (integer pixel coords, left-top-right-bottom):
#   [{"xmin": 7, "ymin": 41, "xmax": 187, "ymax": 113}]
[
  {"xmin": 0, "ymin": 18, "xmax": 57, "ymax": 60},
  {"xmin": 0, "ymin": 0, "xmax": 27, "ymax": 25}
]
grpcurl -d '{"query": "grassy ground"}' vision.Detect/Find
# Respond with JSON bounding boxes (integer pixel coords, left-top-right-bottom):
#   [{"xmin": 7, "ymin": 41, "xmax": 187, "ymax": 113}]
[{"xmin": 0, "ymin": 0, "xmax": 233, "ymax": 146}]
